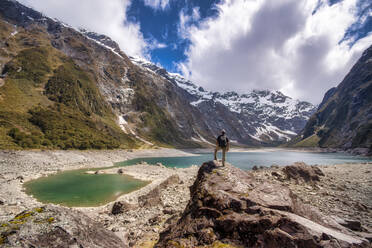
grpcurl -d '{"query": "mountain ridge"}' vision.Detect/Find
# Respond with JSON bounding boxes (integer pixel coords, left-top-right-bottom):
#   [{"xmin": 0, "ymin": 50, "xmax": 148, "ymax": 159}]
[{"xmin": 130, "ymin": 56, "xmax": 316, "ymax": 143}]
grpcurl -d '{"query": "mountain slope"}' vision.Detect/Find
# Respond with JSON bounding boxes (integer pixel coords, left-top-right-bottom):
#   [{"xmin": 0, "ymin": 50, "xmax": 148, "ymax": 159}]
[
  {"xmin": 0, "ymin": 0, "xmax": 316, "ymax": 149},
  {"xmin": 293, "ymin": 44, "xmax": 372, "ymax": 151}
]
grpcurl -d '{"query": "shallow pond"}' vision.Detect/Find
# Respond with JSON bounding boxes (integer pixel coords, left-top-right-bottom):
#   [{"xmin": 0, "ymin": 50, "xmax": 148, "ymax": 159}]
[
  {"xmin": 25, "ymin": 150, "xmax": 371, "ymax": 207},
  {"xmin": 24, "ymin": 169, "xmax": 149, "ymax": 207}
]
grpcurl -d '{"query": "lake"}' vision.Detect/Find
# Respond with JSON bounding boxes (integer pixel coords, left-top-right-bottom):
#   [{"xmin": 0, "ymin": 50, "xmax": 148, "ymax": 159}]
[
  {"xmin": 117, "ymin": 150, "xmax": 372, "ymax": 169},
  {"xmin": 25, "ymin": 150, "xmax": 371, "ymax": 207}
]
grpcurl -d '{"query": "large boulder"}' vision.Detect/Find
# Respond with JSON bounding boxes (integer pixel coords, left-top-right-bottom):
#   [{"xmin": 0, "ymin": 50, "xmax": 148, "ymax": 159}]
[
  {"xmin": 155, "ymin": 161, "xmax": 369, "ymax": 248},
  {"xmin": 159, "ymin": 174, "xmax": 181, "ymax": 189},
  {"xmin": 0, "ymin": 206, "xmax": 127, "ymax": 247},
  {"xmin": 282, "ymin": 162, "xmax": 325, "ymax": 183},
  {"xmin": 138, "ymin": 187, "xmax": 162, "ymax": 208},
  {"xmin": 111, "ymin": 201, "xmax": 138, "ymax": 215}
]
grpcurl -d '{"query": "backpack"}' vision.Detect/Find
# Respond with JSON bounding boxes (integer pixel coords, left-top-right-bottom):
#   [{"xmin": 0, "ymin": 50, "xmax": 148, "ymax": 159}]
[{"xmin": 218, "ymin": 134, "xmax": 228, "ymax": 148}]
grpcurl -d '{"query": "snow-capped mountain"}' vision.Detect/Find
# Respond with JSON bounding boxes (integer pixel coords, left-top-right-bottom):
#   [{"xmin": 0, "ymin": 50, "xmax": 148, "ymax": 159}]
[{"xmin": 130, "ymin": 56, "xmax": 316, "ymax": 143}]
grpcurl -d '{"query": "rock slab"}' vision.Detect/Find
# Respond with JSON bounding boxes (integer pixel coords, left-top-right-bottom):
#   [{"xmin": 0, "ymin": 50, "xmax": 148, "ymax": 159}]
[{"xmin": 0, "ymin": 206, "xmax": 127, "ymax": 247}]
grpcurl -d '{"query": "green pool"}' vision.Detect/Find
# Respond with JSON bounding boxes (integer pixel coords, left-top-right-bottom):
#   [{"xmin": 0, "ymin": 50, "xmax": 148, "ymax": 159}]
[{"xmin": 24, "ymin": 168, "xmax": 149, "ymax": 207}]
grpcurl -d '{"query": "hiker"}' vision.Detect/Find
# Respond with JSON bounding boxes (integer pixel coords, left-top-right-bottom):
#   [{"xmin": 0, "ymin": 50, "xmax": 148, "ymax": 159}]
[{"xmin": 214, "ymin": 129, "xmax": 229, "ymax": 166}]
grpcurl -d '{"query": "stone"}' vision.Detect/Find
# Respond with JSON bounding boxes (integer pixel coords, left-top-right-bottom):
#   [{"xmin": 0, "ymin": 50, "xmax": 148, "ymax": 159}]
[
  {"xmin": 138, "ymin": 187, "xmax": 162, "ymax": 207},
  {"xmin": 333, "ymin": 217, "xmax": 363, "ymax": 232},
  {"xmin": 111, "ymin": 201, "xmax": 138, "ymax": 215},
  {"xmin": 271, "ymin": 171, "xmax": 281, "ymax": 177},
  {"xmin": 148, "ymin": 215, "xmax": 162, "ymax": 225},
  {"xmin": 155, "ymin": 161, "xmax": 369, "ymax": 248},
  {"xmin": 156, "ymin": 162, "xmax": 166, "ymax": 168},
  {"xmin": 117, "ymin": 168, "xmax": 124, "ymax": 174},
  {"xmin": 159, "ymin": 174, "xmax": 180, "ymax": 190},
  {"xmin": 16, "ymin": 176, "xmax": 24, "ymax": 181},
  {"xmin": 282, "ymin": 162, "xmax": 325, "ymax": 183},
  {"xmin": 163, "ymin": 208, "xmax": 176, "ymax": 215}
]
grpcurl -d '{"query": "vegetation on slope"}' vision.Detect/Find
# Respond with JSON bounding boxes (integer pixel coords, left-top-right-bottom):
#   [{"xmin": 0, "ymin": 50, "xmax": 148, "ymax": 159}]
[
  {"xmin": 128, "ymin": 70, "xmax": 201, "ymax": 148},
  {"xmin": 0, "ymin": 43, "xmax": 137, "ymax": 149}
]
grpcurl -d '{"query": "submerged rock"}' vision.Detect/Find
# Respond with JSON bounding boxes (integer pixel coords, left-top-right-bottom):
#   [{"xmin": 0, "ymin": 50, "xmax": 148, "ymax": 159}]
[
  {"xmin": 155, "ymin": 161, "xmax": 369, "ymax": 248},
  {"xmin": 0, "ymin": 206, "xmax": 127, "ymax": 247}
]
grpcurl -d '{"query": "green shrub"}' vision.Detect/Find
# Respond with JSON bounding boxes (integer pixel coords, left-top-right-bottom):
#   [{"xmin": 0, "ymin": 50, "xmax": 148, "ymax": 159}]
[
  {"xmin": 3, "ymin": 47, "xmax": 51, "ymax": 85},
  {"xmin": 7, "ymin": 128, "xmax": 43, "ymax": 148},
  {"xmin": 28, "ymin": 107, "xmax": 121, "ymax": 150},
  {"xmin": 45, "ymin": 62, "xmax": 110, "ymax": 116}
]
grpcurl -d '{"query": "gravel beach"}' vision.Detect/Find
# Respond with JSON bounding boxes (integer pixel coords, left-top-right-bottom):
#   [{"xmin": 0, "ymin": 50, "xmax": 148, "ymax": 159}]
[{"xmin": 0, "ymin": 149, "xmax": 371, "ymax": 247}]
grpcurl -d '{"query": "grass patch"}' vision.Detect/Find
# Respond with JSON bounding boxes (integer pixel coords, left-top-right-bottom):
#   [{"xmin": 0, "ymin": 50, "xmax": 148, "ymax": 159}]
[{"xmin": 292, "ymin": 134, "xmax": 320, "ymax": 147}]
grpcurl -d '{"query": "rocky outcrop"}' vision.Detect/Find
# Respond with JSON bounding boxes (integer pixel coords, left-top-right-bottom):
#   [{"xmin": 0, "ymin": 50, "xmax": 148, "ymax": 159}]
[
  {"xmin": 156, "ymin": 161, "xmax": 369, "ymax": 247},
  {"xmin": 0, "ymin": 206, "xmax": 127, "ymax": 247}
]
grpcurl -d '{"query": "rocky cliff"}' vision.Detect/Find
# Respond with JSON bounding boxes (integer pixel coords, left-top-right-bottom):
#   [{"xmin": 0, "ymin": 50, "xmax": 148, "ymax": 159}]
[
  {"xmin": 156, "ymin": 161, "xmax": 369, "ymax": 247},
  {"xmin": 0, "ymin": 0, "xmax": 316, "ymax": 149},
  {"xmin": 293, "ymin": 45, "xmax": 372, "ymax": 152}
]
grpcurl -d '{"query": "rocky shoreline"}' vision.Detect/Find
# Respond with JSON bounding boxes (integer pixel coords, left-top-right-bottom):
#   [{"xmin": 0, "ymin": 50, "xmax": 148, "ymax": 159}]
[
  {"xmin": 0, "ymin": 149, "xmax": 371, "ymax": 247},
  {"xmin": 0, "ymin": 149, "xmax": 196, "ymax": 222}
]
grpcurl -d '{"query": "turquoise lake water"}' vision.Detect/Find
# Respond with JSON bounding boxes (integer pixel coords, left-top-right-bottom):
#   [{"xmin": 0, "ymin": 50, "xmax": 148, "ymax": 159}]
[
  {"xmin": 25, "ymin": 150, "xmax": 371, "ymax": 207},
  {"xmin": 117, "ymin": 150, "xmax": 372, "ymax": 170}
]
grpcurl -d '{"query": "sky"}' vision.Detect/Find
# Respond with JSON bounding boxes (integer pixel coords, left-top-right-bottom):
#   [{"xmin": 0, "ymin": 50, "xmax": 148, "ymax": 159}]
[{"xmin": 18, "ymin": 0, "xmax": 372, "ymax": 103}]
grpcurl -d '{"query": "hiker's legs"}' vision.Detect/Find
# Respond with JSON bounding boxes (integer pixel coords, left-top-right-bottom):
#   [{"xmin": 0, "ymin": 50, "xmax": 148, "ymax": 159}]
[
  {"xmin": 222, "ymin": 148, "xmax": 226, "ymax": 166},
  {"xmin": 214, "ymin": 147, "xmax": 220, "ymax": 160}
]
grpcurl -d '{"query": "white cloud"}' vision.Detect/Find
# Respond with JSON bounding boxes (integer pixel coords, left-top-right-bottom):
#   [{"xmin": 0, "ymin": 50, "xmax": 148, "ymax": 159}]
[
  {"xmin": 148, "ymin": 39, "xmax": 167, "ymax": 49},
  {"xmin": 178, "ymin": 7, "xmax": 201, "ymax": 39},
  {"xmin": 179, "ymin": 0, "xmax": 372, "ymax": 103},
  {"xmin": 18, "ymin": 0, "xmax": 147, "ymax": 56},
  {"xmin": 143, "ymin": 0, "xmax": 170, "ymax": 10}
]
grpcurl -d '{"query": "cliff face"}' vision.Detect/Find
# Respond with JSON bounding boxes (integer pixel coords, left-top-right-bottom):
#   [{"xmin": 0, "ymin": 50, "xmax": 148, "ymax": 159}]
[
  {"xmin": 295, "ymin": 45, "xmax": 372, "ymax": 151},
  {"xmin": 156, "ymin": 161, "xmax": 369, "ymax": 247}
]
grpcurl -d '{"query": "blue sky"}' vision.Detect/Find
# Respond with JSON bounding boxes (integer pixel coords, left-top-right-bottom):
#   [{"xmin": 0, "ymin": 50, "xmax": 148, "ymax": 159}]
[
  {"xmin": 126, "ymin": 0, "xmax": 222, "ymax": 71},
  {"xmin": 18, "ymin": 0, "xmax": 372, "ymax": 103}
]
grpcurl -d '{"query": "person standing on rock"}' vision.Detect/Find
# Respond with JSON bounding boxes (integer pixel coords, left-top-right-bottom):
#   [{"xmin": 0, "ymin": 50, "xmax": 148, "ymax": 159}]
[{"xmin": 214, "ymin": 129, "xmax": 230, "ymax": 166}]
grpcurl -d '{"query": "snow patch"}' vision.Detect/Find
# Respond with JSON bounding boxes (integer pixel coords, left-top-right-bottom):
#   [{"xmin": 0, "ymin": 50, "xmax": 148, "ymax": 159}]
[
  {"xmin": 118, "ymin": 115, "xmax": 153, "ymax": 145},
  {"xmin": 84, "ymin": 36, "xmax": 123, "ymax": 59}
]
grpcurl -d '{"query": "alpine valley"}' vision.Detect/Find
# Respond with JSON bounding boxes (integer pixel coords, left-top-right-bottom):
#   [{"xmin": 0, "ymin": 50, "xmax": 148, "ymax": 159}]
[{"xmin": 0, "ymin": 0, "xmax": 353, "ymax": 150}]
